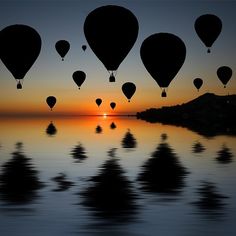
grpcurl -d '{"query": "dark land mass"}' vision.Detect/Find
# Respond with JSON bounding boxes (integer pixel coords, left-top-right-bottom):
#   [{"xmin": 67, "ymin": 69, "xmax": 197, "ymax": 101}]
[{"xmin": 137, "ymin": 93, "xmax": 236, "ymax": 137}]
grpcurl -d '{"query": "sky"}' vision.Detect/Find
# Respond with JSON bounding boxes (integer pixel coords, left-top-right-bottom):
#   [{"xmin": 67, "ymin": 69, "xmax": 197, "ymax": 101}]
[{"xmin": 0, "ymin": 0, "xmax": 236, "ymax": 116}]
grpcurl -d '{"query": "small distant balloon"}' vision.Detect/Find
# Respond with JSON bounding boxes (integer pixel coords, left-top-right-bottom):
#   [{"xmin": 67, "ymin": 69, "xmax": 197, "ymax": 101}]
[
  {"xmin": 193, "ymin": 78, "xmax": 203, "ymax": 91},
  {"xmin": 96, "ymin": 98, "xmax": 102, "ymax": 107},
  {"xmin": 0, "ymin": 24, "xmax": 42, "ymax": 89},
  {"xmin": 72, "ymin": 70, "xmax": 86, "ymax": 89},
  {"xmin": 110, "ymin": 102, "xmax": 116, "ymax": 110},
  {"xmin": 140, "ymin": 33, "xmax": 186, "ymax": 97},
  {"xmin": 46, "ymin": 96, "xmax": 57, "ymax": 111},
  {"xmin": 217, "ymin": 66, "xmax": 232, "ymax": 88},
  {"xmin": 55, "ymin": 40, "xmax": 70, "ymax": 61},
  {"xmin": 82, "ymin": 45, "xmax": 87, "ymax": 51},
  {"xmin": 122, "ymin": 82, "xmax": 136, "ymax": 102},
  {"xmin": 194, "ymin": 14, "xmax": 222, "ymax": 53}
]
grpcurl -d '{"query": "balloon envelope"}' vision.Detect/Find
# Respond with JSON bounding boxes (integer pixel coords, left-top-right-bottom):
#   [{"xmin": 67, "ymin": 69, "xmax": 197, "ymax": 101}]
[
  {"xmin": 194, "ymin": 14, "xmax": 222, "ymax": 53},
  {"xmin": 96, "ymin": 98, "xmax": 102, "ymax": 107},
  {"xmin": 110, "ymin": 102, "xmax": 116, "ymax": 110},
  {"xmin": 46, "ymin": 96, "xmax": 57, "ymax": 111},
  {"xmin": 193, "ymin": 78, "xmax": 203, "ymax": 91},
  {"xmin": 217, "ymin": 66, "xmax": 232, "ymax": 88},
  {"xmin": 0, "ymin": 24, "xmax": 41, "ymax": 85},
  {"xmin": 84, "ymin": 5, "xmax": 139, "ymax": 77},
  {"xmin": 72, "ymin": 71, "xmax": 86, "ymax": 89},
  {"xmin": 122, "ymin": 82, "xmax": 136, "ymax": 102},
  {"xmin": 140, "ymin": 33, "xmax": 186, "ymax": 95},
  {"xmin": 55, "ymin": 40, "xmax": 70, "ymax": 60},
  {"xmin": 82, "ymin": 45, "xmax": 87, "ymax": 51}
]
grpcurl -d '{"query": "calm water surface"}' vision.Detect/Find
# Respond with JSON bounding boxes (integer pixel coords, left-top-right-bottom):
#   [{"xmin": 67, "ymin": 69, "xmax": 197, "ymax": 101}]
[{"xmin": 0, "ymin": 116, "xmax": 235, "ymax": 236}]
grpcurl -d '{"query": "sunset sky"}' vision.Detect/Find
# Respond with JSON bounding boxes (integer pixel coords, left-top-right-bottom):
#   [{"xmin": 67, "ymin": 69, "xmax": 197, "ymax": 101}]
[{"xmin": 0, "ymin": 0, "xmax": 235, "ymax": 116}]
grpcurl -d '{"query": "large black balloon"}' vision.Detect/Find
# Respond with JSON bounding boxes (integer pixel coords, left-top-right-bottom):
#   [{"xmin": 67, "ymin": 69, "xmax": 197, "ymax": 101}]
[
  {"xmin": 84, "ymin": 5, "xmax": 139, "ymax": 81},
  {"xmin": 194, "ymin": 14, "xmax": 222, "ymax": 53},
  {"xmin": 72, "ymin": 71, "xmax": 86, "ymax": 89},
  {"xmin": 140, "ymin": 33, "xmax": 186, "ymax": 96},
  {"xmin": 193, "ymin": 78, "xmax": 203, "ymax": 91},
  {"xmin": 110, "ymin": 102, "xmax": 116, "ymax": 110},
  {"xmin": 96, "ymin": 98, "xmax": 102, "ymax": 107},
  {"xmin": 0, "ymin": 24, "xmax": 41, "ymax": 88},
  {"xmin": 217, "ymin": 66, "xmax": 232, "ymax": 88},
  {"xmin": 46, "ymin": 96, "xmax": 57, "ymax": 111},
  {"xmin": 55, "ymin": 40, "xmax": 70, "ymax": 61},
  {"xmin": 122, "ymin": 82, "xmax": 136, "ymax": 102}
]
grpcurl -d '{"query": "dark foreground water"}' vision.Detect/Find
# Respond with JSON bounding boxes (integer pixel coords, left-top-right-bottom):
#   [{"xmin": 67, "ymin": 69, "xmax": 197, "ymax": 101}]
[{"xmin": 0, "ymin": 116, "xmax": 235, "ymax": 236}]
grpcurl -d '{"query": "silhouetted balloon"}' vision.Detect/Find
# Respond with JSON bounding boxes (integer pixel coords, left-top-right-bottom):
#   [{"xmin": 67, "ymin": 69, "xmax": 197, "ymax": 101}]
[
  {"xmin": 194, "ymin": 14, "xmax": 222, "ymax": 53},
  {"xmin": 0, "ymin": 24, "xmax": 41, "ymax": 89},
  {"xmin": 82, "ymin": 45, "xmax": 87, "ymax": 51},
  {"xmin": 72, "ymin": 70, "xmax": 86, "ymax": 89},
  {"xmin": 161, "ymin": 89, "xmax": 167, "ymax": 97},
  {"xmin": 122, "ymin": 82, "xmax": 136, "ymax": 102},
  {"xmin": 217, "ymin": 66, "xmax": 232, "ymax": 88},
  {"xmin": 84, "ymin": 5, "xmax": 139, "ymax": 82},
  {"xmin": 46, "ymin": 96, "xmax": 57, "ymax": 111},
  {"xmin": 140, "ymin": 33, "xmax": 186, "ymax": 97},
  {"xmin": 55, "ymin": 40, "xmax": 70, "ymax": 61},
  {"xmin": 95, "ymin": 98, "xmax": 102, "ymax": 107},
  {"xmin": 110, "ymin": 102, "xmax": 116, "ymax": 110},
  {"xmin": 193, "ymin": 78, "xmax": 203, "ymax": 91}
]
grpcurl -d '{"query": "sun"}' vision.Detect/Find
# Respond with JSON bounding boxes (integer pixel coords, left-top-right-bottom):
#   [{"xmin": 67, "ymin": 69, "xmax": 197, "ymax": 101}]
[{"xmin": 103, "ymin": 113, "xmax": 107, "ymax": 118}]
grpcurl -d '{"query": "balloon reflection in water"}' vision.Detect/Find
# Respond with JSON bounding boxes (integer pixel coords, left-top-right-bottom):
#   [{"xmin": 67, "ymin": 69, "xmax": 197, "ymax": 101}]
[
  {"xmin": 51, "ymin": 173, "xmax": 74, "ymax": 192},
  {"xmin": 0, "ymin": 142, "xmax": 44, "ymax": 205},
  {"xmin": 70, "ymin": 142, "xmax": 88, "ymax": 163},
  {"xmin": 216, "ymin": 144, "xmax": 233, "ymax": 164},
  {"xmin": 192, "ymin": 141, "xmax": 206, "ymax": 154},
  {"xmin": 137, "ymin": 142, "xmax": 188, "ymax": 197},
  {"xmin": 110, "ymin": 122, "xmax": 117, "ymax": 129},
  {"xmin": 80, "ymin": 149, "xmax": 138, "ymax": 222},
  {"xmin": 95, "ymin": 125, "xmax": 102, "ymax": 134},
  {"xmin": 46, "ymin": 121, "xmax": 57, "ymax": 137},
  {"xmin": 192, "ymin": 181, "xmax": 228, "ymax": 219},
  {"xmin": 121, "ymin": 129, "xmax": 137, "ymax": 150}
]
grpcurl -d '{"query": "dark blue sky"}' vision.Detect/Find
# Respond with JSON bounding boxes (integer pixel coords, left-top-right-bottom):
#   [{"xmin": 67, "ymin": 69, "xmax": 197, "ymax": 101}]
[{"xmin": 0, "ymin": 0, "xmax": 236, "ymax": 115}]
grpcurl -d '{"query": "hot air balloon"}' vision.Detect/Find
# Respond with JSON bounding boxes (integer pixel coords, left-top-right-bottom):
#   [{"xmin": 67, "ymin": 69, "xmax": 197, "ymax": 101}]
[
  {"xmin": 0, "ymin": 24, "xmax": 41, "ymax": 89},
  {"xmin": 84, "ymin": 5, "xmax": 139, "ymax": 82},
  {"xmin": 217, "ymin": 66, "xmax": 232, "ymax": 88},
  {"xmin": 82, "ymin": 45, "xmax": 87, "ymax": 51},
  {"xmin": 193, "ymin": 78, "xmax": 203, "ymax": 91},
  {"xmin": 110, "ymin": 102, "xmax": 116, "ymax": 110},
  {"xmin": 72, "ymin": 70, "xmax": 86, "ymax": 89},
  {"xmin": 140, "ymin": 33, "xmax": 186, "ymax": 97},
  {"xmin": 122, "ymin": 82, "xmax": 136, "ymax": 102},
  {"xmin": 46, "ymin": 96, "xmax": 57, "ymax": 111},
  {"xmin": 96, "ymin": 98, "xmax": 102, "ymax": 107},
  {"xmin": 194, "ymin": 14, "xmax": 222, "ymax": 53},
  {"xmin": 55, "ymin": 40, "xmax": 70, "ymax": 61}
]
